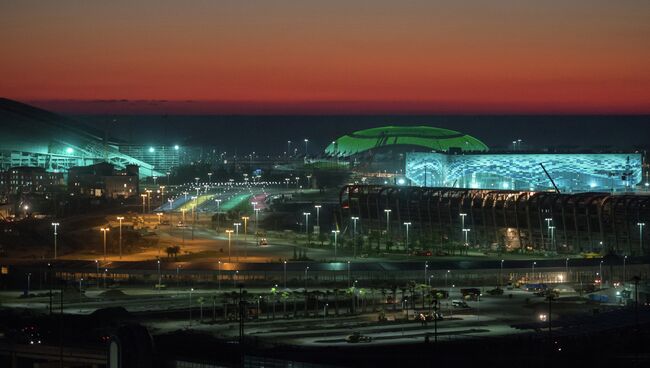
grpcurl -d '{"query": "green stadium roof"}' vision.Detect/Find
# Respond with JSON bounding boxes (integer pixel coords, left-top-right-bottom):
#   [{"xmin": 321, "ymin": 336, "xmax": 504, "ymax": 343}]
[{"xmin": 325, "ymin": 126, "xmax": 488, "ymax": 157}]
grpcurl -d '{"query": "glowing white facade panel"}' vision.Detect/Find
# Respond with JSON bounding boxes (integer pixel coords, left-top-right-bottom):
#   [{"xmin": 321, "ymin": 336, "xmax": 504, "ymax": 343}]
[{"xmin": 406, "ymin": 152, "xmax": 643, "ymax": 192}]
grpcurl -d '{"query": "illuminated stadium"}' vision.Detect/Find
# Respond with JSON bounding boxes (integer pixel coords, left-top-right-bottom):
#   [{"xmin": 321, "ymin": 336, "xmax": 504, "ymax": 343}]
[
  {"xmin": 0, "ymin": 98, "xmax": 161, "ymax": 178},
  {"xmin": 406, "ymin": 152, "xmax": 643, "ymax": 193},
  {"xmin": 325, "ymin": 126, "xmax": 488, "ymax": 157}
]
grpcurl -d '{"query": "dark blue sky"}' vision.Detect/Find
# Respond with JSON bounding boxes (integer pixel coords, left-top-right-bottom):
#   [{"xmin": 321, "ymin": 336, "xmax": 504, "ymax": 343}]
[{"xmin": 78, "ymin": 115, "xmax": 650, "ymax": 155}]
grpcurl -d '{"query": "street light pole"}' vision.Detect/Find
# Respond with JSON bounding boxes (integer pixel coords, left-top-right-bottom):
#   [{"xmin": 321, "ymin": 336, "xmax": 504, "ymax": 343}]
[
  {"xmin": 623, "ymin": 255, "xmax": 627, "ymax": 283},
  {"xmin": 403, "ymin": 222, "xmax": 411, "ymax": 253},
  {"xmin": 141, "ymin": 194, "xmax": 147, "ymax": 214},
  {"xmin": 116, "ymin": 217, "xmax": 124, "ymax": 260},
  {"xmin": 332, "ymin": 230, "xmax": 340, "ymax": 260},
  {"xmin": 51, "ymin": 222, "xmax": 59, "ymax": 260},
  {"xmin": 233, "ymin": 223, "xmax": 241, "ymax": 262},
  {"xmin": 304, "ymin": 266, "xmax": 309, "ymax": 290},
  {"xmin": 384, "ymin": 209, "xmax": 391, "ymax": 236},
  {"xmin": 638, "ymin": 222, "xmax": 646, "ymax": 254},
  {"xmin": 217, "ymin": 261, "xmax": 221, "ymax": 290},
  {"xmin": 424, "ymin": 262, "xmax": 428, "ymax": 285},
  {"xmin": 283, "ymin": 260, "xmax": 287, "ymax": 289},
  {"xmin": 500, "ymin": 259, "xmax": 504, "ymax": 288},
  {"xmin": 532, "ymin": 261, "xmax": 536, "ymax": 281},
  {"xmin": 100, "ymin": 227, "xmax": 110, "ymax": 262},
  {"xmin": 226, "ymin": 230, "xmax": 234, "ymax": 262},
  {"xmin": 314, "ymin": 205, "xmax": 321, "ymax": 230},
  {"xmin": 347, "ymin": 261, "xmax": 351, "ymax": 288},
  {"xmin": 351, "ymin": 216, "xmax": 359, "ymax": 258}
]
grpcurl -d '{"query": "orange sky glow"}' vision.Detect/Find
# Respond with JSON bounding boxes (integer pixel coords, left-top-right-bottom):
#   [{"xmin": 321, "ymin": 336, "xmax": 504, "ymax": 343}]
[{"xmin": 1, "ymin": 1, "xmax": 649, "ymax": 114}]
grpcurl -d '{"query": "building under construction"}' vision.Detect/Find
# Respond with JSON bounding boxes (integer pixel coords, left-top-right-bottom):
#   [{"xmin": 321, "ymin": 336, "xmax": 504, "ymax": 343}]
[{"xmin": 340, "ymin": 185, "xmax": 650, "ymax": 255}]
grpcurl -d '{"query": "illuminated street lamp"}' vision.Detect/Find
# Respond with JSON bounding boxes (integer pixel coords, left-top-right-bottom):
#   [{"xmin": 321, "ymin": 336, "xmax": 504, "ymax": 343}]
[
  {"xmin": 462, "ymin": 228, "xmax": 470, "ymax": 246},
  {"xmin": 384, "ymin": 209, "xmax": 392, "ymax": 235},
  {"xmin": 548, "ymin": 226, "xmax": 556, "ymax": 252},
  {"xmin": 226, "ymin": 230, "xmax": 234, "ymax": 262},
  {"xmin": 100, "ymin": 227, "xmax": 110, "ymax": 262},
  {"xmin": 242, "ymin": 216, "xmax": 249, "ymax": 242},
  {"xmin": 217, "ymin": 261, "xmax": 221, "ymax": 290},
  {"xmin": 351, "ymin": 216, "xmax": 359, "ymax": 258},
  {"xmin": 623, "ymin": 255, "xmax": 628, "ymax": 283},
  {"xmin": 146, "ymin": 189, "xmax": 152, "ymax": 213},
  {"xmin": 140, "ymin": 194, "xmax": 147, "ymax": 214},
  {"xmin": 303, "ymin": 212, "xmax": 311, "ymax": 235},
  {"xmin": 156, "ymin": 212, "xmax": 163, "ymax": 224},
  {"xmin": 157, "ymin": 260, "xmax": 161, "ymax": 291},
  {"xmin": 531, "ymin": 261, "xmax": 537, "ymax": 280},
  {"xmin": 403, "ymin": 222, "xmax": 411, "ymax": 253},
  {"xmin": 283, "ymin": 260, "xmax": 287, "ymax": 288},
  {"xmin": 314, "ymin": 205, "xmax": 322, "ymax": 230},
  {"xmin": 116, "ymin": 217, "xmax": 124, "ymax": 260},
  {"xmin": 304, "ymin": 138, "xmax": 309, "ymax": 155},
  {"xmin": 424, "ymin": 262, "xmax": 429, "ymax": 285},
  {"xmin": 332, "ymin": 230, "xmax": 340, "ymax": 260},
  {"xmin": 638, "ymin": 222, "xmax": 646, "ymax": 254},
  {"xmin": 51, "ymin": 222, "xmax": 60, "ymax": 260},
  {"xmin": 459, "ymin": 213, "xmax": 467, "ymax": 238},
  {"xmin": 234, "ymin": 222, "xmax": 241, "ymax": 262}
]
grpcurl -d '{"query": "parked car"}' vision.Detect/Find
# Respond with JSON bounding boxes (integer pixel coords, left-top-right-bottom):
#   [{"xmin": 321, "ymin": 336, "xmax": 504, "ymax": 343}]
[
  {"xmin": 452, "ymin": 300, "xmax": 469, "ymax": 308},
  {"xmin": 258, "ymin": 238, "xmax": 268, "ymax": 246},
  {"xmin": 346, "ymin": 332, "xmax": 372, "ymax": 343}
]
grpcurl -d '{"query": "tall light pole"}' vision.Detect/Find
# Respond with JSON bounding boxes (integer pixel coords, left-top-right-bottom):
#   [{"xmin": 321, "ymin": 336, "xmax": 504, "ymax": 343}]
[
  {"xmin": 303, "ymin": 212, "xmax": 311, "ymax": 235},
  {"xmin": 599, "ymin": 260, "xmax": 604, "ymax": 287},
  {"xmin": 462, "ymin": 228, "xmax": 470, "ymax": 247},
  {"xmin": 304, "ymin": 138, "xmax": 309, "ymax": 156},
  {"xmin": 314, "ymin": 205, "xmax": 321, "ymax": 231},
  {"xmin": 500, "ymin": 259, "xmax": 504, "ymax": 288},
  {"xmin": 226, "ymin": 230, "xmax": 234, "ymax": 262},
  {"xmin": 146, "ymin": 189, "xmax": 152, "ymax": 213},
  {"xmin": 215, "ymin": 199, "xmax": 222, "ymax": 231},
  {"xmin": 156, "ymin": 212, "xmax": 163, "ymax": 224},
  {"xmin": 531, "ymin": 261, "xmax": 536, "ymax": 281},
  {"xmin": 403, "ymin": 222, "xmax": 411, "ymax": 253},
  {"xmin": 287, "ymin": 140, "xmax": 292, "ymax": 157},
  {"xmin": 384, "ymin": 209, "xmax": 391, "ymax": 235},
  {"xmin": 100, "ymin": 227, "xmax": 110, "ymax": 262},
  {"xmin": 351, "ymin": 216, "xmax": 359, "ymax": 258},
  {"xmin": 189, "ymin": 288, "xmax": 194, "ymax": 326},
  {"xmin": 332, "ymin": 230, "xmax": 340, "ymax": 260},
  {"xmin": 242, "ymin": 216, "xmax": 249, "ymax": 244},
  {"xmin": 304, "ymin": 266, "xmax": 309, "ymax": 290},
  {"xmin": 424, "ymin": 262, "xmax": 429, "ymax": 285},
  {"xmin": 51, "ymin": 222, "xmax": 59, "ymax": 259},
  {"xmin": 141, "ymin": 194, "xmax": 147, "ymax": 214},
  {"xmin": 233, "ymin": 223, "xmax": 241, "ymax": 261},
  {"xmin": 347, "ymin": 261, "xmax": 351, "ymax": 288},
  {"xmin": 623, "ymin": 255, "xmax": 627, "ymax": 284},
  {"xmin": 459, "ymin": 213, "xmax": 467, "ymax": 242},
  {"xmin": 157, "ymin": 260, "xmax": 161, "ymax": 290},
  {"xmin": 549, "ymin": 226, "xmax": 556, "ymax": 252},
  {"xmin": 116, "ymin": 217, "xmax": 124, "ymax": 260},
  {"xmin": 545, "ymin": 218, "xmax": 553, "ymax": 250},
  {"xmin": 283, "ymin": 260, "xmax": 287, "ymax": 289},
  {"xmin": 638, "ymin": 222, "xmax": 646, "ymax": 254}
]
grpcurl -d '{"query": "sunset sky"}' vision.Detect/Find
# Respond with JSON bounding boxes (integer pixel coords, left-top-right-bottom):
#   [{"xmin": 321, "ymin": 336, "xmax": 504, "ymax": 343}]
[{"xmin": 2, "ymin": 0, "xmax": 649, "ymax": 114}]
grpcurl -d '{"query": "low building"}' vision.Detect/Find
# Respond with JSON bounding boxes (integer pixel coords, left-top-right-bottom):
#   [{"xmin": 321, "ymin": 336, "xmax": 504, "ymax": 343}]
[
  {"xmin": 0, "ymin": 166, "xmax": 65, "ymax": 196},
  {"xmin": 68, "ymin": 162, "xmax": 139, "ymax": 199}
]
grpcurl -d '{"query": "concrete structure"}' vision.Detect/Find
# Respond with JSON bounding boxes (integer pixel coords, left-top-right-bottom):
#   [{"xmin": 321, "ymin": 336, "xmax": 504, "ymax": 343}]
[{"xmin": 340, "ymin": 185, "xmax": 650, "ymax": 255}]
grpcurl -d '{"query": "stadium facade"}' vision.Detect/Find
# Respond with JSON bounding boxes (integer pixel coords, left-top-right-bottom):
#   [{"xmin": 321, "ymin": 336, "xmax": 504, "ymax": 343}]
[
  {"xmin": 340, "ymin": 184, "xmax": 650, "ymax": 255},
  {"xmin": 406, "ymin": 152, "xmax": 643, "ymax": 193},
  {"xmin": 0, "ymin": 99, "xmax": 161, "ymax": 178}
]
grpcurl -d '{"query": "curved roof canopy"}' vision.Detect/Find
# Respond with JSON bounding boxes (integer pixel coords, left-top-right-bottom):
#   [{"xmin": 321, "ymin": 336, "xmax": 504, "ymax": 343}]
[{"xmin": 325, "ymin": 125, "xmax": 488, "ymax": 157}]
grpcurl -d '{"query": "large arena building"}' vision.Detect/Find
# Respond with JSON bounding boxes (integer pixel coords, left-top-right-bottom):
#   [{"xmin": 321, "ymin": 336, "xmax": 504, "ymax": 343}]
[
  {"xmin": 325, "ymin": 125, "xmax": 645, "ymax": 193},
  {"xmin": 0, "ymin": 99, "xmax": 162, "ymax": 178}
]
